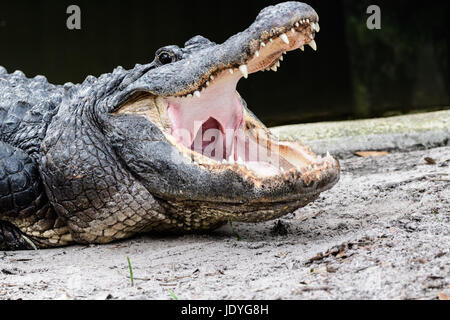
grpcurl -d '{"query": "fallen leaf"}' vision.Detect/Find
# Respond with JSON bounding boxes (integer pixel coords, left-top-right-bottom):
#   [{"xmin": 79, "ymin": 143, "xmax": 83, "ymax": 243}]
[
  {"xmin": 438, "ymin": 292, "xmax": 449, "ymax": 300},
  {"xmin": 417, "ymin": 258, "xmax": 426, "ymax": 264},
  {"xmin": 326, "ymin": 265, "xmax": 338, "ymax": 273},
  {"xmin": 424, "ymin": 157, "xmax": 437, "ymax": 165},
  {"xmin": 336, "ymin": 250, "xmax": 346, "ymax": 258},
  {"xmin": 355, "ymin": 151, "xmax": 389, "ymax": 157},
  {"xmin": 275, "ymin": 251, "xmax": 288, "ymax": 258}
]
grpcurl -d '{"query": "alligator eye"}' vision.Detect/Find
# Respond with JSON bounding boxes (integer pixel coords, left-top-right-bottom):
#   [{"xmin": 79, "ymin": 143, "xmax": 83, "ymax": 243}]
[{"xmin": 158, "ymin": 52, "xmax": 174, "ymax": 65}]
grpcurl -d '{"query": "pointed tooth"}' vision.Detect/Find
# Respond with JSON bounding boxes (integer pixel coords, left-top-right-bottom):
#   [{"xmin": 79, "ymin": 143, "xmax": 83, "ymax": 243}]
[
  {"xmin": 308, "ymin": 40, "xmax": 317, "ymax": 51},
  {"xmin": 276, "ymin": 61, "xmax": 280, "ymax": 67},
  {"xmin": 210, "ymin": 75, "xmax": 214, "ymax": 80},
  {"xmin": 229, "ymin": 68, "xmax": 234, "ymax": 74},
  {"xmin": 269, "ymin": 38, "xmax": 273, "ymax": 43},
  {"xmin": 255, "ymin": 50, "xmax": 260, "ymax": 57},
  {"xmin": 300, "ymin": 45, "xmax": 304, "ymax": 51},
  {"xmin": 271, "ymin": 65, "xmax": 278, "ymax": 72},
  {"xmin": 261, "ymin": 42, "xmax": 265, "ymax": 47},
  {"xmin": 239, "ymin": 65, "xmax": 248, "ymax": 79},
  {"xmin": 279, "ymin": 55, "xmax": 283, "ymax": 61},
  {"xmin": 306, "ymin": 18, "xmax": 310, "ymax": 23},
  {"xmin": 237, "ymin": 157, "xmax": 244, "ymax": 165},
  {"xmin": 280, "ymin": 33, "xmax": 289, "ymax": 44},
  {"xmin": 228, "ymin": 156, "xmax": 235, "ymax": 165},
  {"xmin": 187, "ymin": 94, "xmax": 193, "ymax": 98},
  {"xmin": 326, "ymin": 151, "xmax": 331, "ymax": 158},
  {"xmin": 194, "ymin": 90, "xmax": 201, "ymax": 98},
  {"xmin": 291, "ymin": 28, "xmax": 295, "ymax": 33},
  {"xmin": 295, "ymin": 22, "xmax": 299, "ymax": 27},
  {"xmin": 206, "ymin": 81, "xmax": 210, "ymax": 86},
  {"xmin": 316, "ymin": 23, "xmax": 320, "ymax": 32},
  {"xmin": 280, "ymin": 167, "xmax": 285, "ymax": 173}
]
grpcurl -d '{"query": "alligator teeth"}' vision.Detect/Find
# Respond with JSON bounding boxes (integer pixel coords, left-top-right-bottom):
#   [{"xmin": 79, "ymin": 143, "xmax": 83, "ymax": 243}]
[
  {"xmin": 326, "ymin": 151, "xmax": 331, "ymax": 158},
  {"xmin": 228, "ymin": 156, "xmax": 235, "ymax": 165},
  {"xmin": 229, "ymin": 68, "xmax": 234, "ymax": 74},
  {"xmin": 194, "ymin": 90, "xmax": 201, "ymax": 98},
  {"xmin": 295, "ymin": 22, "xmax": 299, "ymax": 27},
  {"xmin": 309, "ymin": 40, "xmax": 317, "ymax": 51},
  {"xmin": 237, "ymin": 157, "xmax": 244, "ymax": 165},
  {"xmin": 279, "ymin": 55, "xmax": 283, "ymax": 61},
  {"xmin": 271, "ymin": 65, "xmax": 278, "ymax": 72},
  {"xmin": 187, "ymin": 94, "xmax": 193, "ymax": 98},
  {"xmin": 206, "ymin": 81, "xmax": 210, "ymax": 87},
  {"xmin": 306, "ymin": 18, "xmax": 310, "ymax": 24},
  {"xmin": 276, "ymin": 61, "xmax": 280, "ymax": 67},
  {"xmin": 280, "ymin": 167, "xmax": 285, "ymax": 173},
  {"xmin": 239, "ymin": 64, "xmax": 248, "ymax": 79},
  {"xmin": 269, "ymin": 38, "xmax": 273, "ymax": 43},
  {"xmin": 300, "ymin": 45, "xmax": 304, "ymax": 51},
  {"xmin": 210, "ymin": 75, "xmax": 215, "ymax": 80},
  {"xmin": 311, "ymin": 23, "xmax": 320, "ymax": 32},
  {"xmin": 255, "ymin": 50, "xmax": 260, "ymax": 57},
  {"xmin": 291, "ymin": 28, "xmax": 295, "ymax": 33},
  {"xmin": 280, "ymin": 33, "xmax": 289, "ymax": 44},
  {"xmin": 261, "ymin": 42, "xmax": 266, "ymax": 47}
]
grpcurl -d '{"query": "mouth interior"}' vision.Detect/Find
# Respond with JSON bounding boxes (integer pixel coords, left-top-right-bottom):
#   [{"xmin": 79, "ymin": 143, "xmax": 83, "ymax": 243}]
[
  {"xmin": 164, "ymin": 28, "xmax": 319, "ymax": 176},
  {"xmin": 117, "ymin": 20, "xmax": 322, "ymax": 177}
]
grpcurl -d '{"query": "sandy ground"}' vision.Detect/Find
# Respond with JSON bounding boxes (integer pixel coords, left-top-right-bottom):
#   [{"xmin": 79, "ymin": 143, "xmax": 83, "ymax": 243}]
[{"xmin": 0, "ymin": 145, "xmax": 448, "ymax": 300}]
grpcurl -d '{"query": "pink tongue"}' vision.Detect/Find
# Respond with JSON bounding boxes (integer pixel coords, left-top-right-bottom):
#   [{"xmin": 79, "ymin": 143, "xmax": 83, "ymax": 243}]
[{"xmin": 167, "ymin": 81, "xmax": 244, "ymax": 158}]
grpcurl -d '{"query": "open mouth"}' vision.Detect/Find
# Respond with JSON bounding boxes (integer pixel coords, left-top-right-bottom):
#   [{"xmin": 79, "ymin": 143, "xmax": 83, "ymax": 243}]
[{"xmin": 117, "ymin": 17, "xmax": 336, "ymax": 179}]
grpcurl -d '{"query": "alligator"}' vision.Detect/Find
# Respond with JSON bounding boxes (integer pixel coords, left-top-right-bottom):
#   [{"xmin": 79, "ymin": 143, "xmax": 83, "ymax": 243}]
[{"xmin": 0, "ymin": 1, "xmax": 339, "ymax": 250}]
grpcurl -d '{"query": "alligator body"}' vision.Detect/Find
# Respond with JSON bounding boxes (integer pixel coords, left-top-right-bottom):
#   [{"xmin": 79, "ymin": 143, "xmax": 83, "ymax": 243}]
[{"xmin": 0, "ymin": 2, "xmax": 339, "ymax": 250}]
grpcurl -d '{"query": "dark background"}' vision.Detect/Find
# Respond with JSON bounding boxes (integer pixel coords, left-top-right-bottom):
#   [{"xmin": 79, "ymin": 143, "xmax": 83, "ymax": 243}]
[{"xmin": 0, "ymin": 0, "xmax": 449, "ymax": 126}]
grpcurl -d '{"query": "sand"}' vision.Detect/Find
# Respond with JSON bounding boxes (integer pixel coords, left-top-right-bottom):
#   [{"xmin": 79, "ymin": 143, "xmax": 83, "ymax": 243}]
[{"xmin": 1, "ymin": 144, "xmax": 448, "ymax": 300}]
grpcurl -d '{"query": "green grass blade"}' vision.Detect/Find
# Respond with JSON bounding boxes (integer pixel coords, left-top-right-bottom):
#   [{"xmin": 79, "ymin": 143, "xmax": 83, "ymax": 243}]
[
  {"xmin": 127, "ymin": 256, "xmax": 134, "ymax": 286},
  {"xmin": 168, "ymin": 289, "xmax": 179, "ymax": 300},
  {"xmin": 228, "ymin": 220, "xmax": 242, "ymax": 241},
  {"xmin": 21, "ymin": 235, "xmax": 38, "ymax": 251}
]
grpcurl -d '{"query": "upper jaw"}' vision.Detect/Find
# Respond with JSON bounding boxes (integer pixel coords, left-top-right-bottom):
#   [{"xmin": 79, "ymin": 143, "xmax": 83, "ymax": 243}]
[{"xmin": 129, "ymin": 1, "xmax": 319, "ymax": 97}]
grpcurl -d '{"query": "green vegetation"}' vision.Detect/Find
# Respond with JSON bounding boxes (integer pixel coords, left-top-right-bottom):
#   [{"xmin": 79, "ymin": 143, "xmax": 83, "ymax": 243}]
[
  {"xmin": 127, "ymin": 256, "xmax": 134, "ymax": 286},
  {"xmin": 21, "ymin": 235, "xmax": 38, "ymax": 251},
  {"xmin": 168, "ymin": 289, "xmax": 179, "ymax": 300},
  {"xmin": 228, "ymin": 220, "xmax": 242, "ymax": 241}
]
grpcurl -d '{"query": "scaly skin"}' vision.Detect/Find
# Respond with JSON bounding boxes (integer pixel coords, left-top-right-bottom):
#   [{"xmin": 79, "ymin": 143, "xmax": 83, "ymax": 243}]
[{"xmin": 0, "ymin": 2, "xmax": 339, "ymax": 250}]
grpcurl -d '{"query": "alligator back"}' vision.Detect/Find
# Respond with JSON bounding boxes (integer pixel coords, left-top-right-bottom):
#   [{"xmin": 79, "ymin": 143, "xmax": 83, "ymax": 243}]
[{"xmin": 0, "ymin": 66, "xmax": 63, "ymax": 157}]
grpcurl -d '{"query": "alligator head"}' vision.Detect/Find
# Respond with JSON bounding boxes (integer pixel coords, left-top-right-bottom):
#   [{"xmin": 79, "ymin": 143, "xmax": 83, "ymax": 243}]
[{"xmin": 41, "ymin": 1, "xmax": 339, "ymax": 243}]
